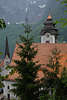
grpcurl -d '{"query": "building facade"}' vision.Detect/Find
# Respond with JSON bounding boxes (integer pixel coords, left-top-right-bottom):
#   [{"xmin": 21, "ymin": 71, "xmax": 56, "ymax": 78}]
[{"xmin": 0, "ymin": 36, "xmax": 17, "ymax": 99}]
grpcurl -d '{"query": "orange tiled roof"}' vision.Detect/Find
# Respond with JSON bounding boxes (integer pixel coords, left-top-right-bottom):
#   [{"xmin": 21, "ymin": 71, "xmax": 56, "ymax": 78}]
[
  {"xmin": 8, "ymin": 43, "xmax": 67, "ymax": 81},
  {"xmin": 0, "ymin": 60, "xmax": 4, "ymax": 67},
  {"xmin": 6, "ymin": 72, "xmax": 19, "ymax": 81}
]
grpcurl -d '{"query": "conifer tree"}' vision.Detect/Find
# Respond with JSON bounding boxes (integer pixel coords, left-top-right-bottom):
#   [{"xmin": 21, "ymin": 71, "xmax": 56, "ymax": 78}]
[
  {"xmin": 56, "ymin": 67, "xmax": 67, "ymax": 100},
  {"xmin": 42, "ymin": 48, "xmax": 62, "ymax": 100},
  {"xmin": 0, "ymin": 19, "xmax": 6, "ymax": 29},
  {"xmin": 56, "ymin": 0, "xmax": 67, "ymax": 26},
  {"xmin": 10, "ymin": 24, "xmax": 41, "ymax": 100},
  {"xmin": 0, "ymin": 59, "xmax": 4, "ymax": 88},
  {"xmin": 0, "ymin": 19, "xmax": 6, "ymax": 88}
]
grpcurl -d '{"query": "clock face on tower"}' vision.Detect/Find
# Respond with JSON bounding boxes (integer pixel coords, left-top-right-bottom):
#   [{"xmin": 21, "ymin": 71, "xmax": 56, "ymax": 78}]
[
  {"xmin": 41, "ymin": 32, "xmax": 55, "ymax": 43},
  {"xmin": 45, "ymin": 33, "xmax": 50, "ymax": 38}
]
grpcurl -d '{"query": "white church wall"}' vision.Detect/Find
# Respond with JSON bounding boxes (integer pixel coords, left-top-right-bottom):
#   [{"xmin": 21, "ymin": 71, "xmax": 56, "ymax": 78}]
[
  {"xmin": 1, "ymin": 56, "xmax": 11, "ymax": 76},
  {"xmin": 41, "ymin": 34, "xmax": 55, "ymax": 43},
  {"xmin": 50, "ymin": 35, "xmax": 55, "ymax": 43},
  {"xmin": 1, "ymin": 67, "xmax": 10, "ymax": 76},
  {"xmin": 4, "ymin": 56, "xmax": 10, "ymax": 67},
  {"xmin": 3, "ymin": 80, "xmax": 17, "ymax": 99}
]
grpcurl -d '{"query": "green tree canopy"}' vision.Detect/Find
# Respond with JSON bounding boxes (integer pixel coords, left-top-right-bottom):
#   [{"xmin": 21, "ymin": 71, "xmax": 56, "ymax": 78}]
[
  {"xmin": 56, "ymin": 0, "xmax": 67, "ymax": 26},
  {"xmin": 0, "ymin": 18, "xmax": 6, "ymax": 88},
  {"xmin": 9, "ymin": 24, "xmax": 41, "ymax": 100},
  {"xmin": 0, "ymin": 19, "xmax": 6, "ymax": 29},
  {"xmin": 41, "ymin": 48, "xmax": 62, "ymax": 100}
]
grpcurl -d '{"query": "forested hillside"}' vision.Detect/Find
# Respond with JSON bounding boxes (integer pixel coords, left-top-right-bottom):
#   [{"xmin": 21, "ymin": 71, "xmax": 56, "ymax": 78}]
[{"xmin": 0, "ymin": 0, "xmax": 67, "ymax": 58}]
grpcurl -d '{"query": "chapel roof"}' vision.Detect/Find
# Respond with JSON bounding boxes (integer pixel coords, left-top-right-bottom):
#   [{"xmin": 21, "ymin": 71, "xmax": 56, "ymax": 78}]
[
  {"xmin": 0, "ymin": 60, "xmax": 4, "ymax": 67},
  {"xmin": 7, "ymin": 43, "xmax": 67, "ymax": 81}
]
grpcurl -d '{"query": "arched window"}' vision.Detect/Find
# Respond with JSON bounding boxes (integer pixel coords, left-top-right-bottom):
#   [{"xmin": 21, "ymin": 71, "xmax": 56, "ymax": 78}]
[
  {"xmin": 8, "ymin": 86, "xmax": 10, "ymax": 89},
  {"xmin": 8, "ymin": 94, "xmax": 10, "ymax": 100}
]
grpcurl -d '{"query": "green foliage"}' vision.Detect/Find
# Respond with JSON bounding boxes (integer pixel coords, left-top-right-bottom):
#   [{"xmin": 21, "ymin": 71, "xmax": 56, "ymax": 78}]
[
  {"xmin": 0, "ymin": 19, "xmax": 6, "ymax": 29},
  {"xmin": 0, "ymin": 19, "xmax": 6, "ymax": 88},
  {"xmin": 9, "ymin": 24, "xmax": 41, "ymax": 100},
  {"xmin": 0, "ymin": 52, "xmax": 3, "ymax": 55},
  {"xmin": 45, "ymin": 48, "xmax": 61, "ymax": 78},
  {"xmin": 56, "ymin": 0, "xmax": 67, "ymax": 27},
  {"xmin": 40, "ymin": 88, "xmax": 56, "ymax": 100},
  {"xmin": 0, "ymin": 75, "xmax": 4, "ymax": 88},
  {"xmin": 61, "ymin": 67, "xmax": 67, "ymax": 86},
  {"xmin": 40, "ymin": 47, "xmax": 67, "ymax": 100},
  {"xmin": 55, "ymin": 67, "xmax": 67, "ymax": 100},
  {"xmin": 42, "ymin": 48, "xmax": 62, "ymax": 100},
  {"xmin": 56, "ymin": 0, "xmax": 67, "ymax": 5}
]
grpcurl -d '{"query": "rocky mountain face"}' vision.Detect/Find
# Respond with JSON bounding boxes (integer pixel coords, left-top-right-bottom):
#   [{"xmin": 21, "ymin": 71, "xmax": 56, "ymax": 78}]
[{"xmin": 0, "ymin": 0, "xmax": 65, "ymax": 23}]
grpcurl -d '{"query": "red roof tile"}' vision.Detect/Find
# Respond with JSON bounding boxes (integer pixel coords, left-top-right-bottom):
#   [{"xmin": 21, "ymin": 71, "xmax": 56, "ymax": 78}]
[
  {"xmin": 8, "ymin": 43, "xmax": 67, "ymax": 81},
  {"xmin": 0, "ymin": 60, "xmax": 4, "ymax": 67}
]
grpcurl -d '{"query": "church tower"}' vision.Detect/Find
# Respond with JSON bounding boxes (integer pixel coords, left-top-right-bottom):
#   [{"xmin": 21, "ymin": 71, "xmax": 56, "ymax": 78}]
[
  {"xmin": 1, "ymin": 36, "xmax": 11, "ymax": 76},
  {"xmin": 4, "ymin": 36, "xmax": 10, "ymax": 68},
  {"xmin": 40, "ymin": 13, "xmax": 58, "ymax": 43},
  {"xmin": 5, "ymin": 36, "xmax": 10, "ymax": 58}
]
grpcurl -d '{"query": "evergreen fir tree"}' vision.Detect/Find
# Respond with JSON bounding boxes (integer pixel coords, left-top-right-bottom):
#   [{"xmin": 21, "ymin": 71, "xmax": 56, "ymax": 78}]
[
  {"xmin": 42, "ymin": 48, "xmax": 62, "ymax": 100},
  {"xmin": 0, "ymin": 19, "xmax": 6, "ymax": 29},
  {"xmin": 57, "ymin": 0, "xmax": 67, "ymax": 27},
  {"xmin": 0, "ymin": 19, "xmax": 6, "ymax": 88},
  {"xmin": 10, "ymin": 24, "xmax": 41, "ymax": 100},
  {"xmin": 55, "ymin": 67, "xmax": 67, "ymax": 100},
  {"xmin": 0, "ymin": 61, "xmax": 4, "ymax": 88}
]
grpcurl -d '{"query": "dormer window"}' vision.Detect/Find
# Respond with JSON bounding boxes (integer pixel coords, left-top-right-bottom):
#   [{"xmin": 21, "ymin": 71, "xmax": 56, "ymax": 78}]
[{"xmin": 8, "ymin": 86, "xmax": 10, "ymax": 89}]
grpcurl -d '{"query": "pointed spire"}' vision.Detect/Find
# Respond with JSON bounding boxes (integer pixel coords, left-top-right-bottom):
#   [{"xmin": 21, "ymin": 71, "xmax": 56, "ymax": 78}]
[
  {"xmin": 47, "ymin": 8, "xmax": 52, "ymax": 20},
  {"xmin": 5, "ymin": 36, "xmax": 10, "ymax": 58},
  {"xmin": 25, "ymin": 6, "xmax": 30, "ymax": 24},
  {"xmin": 47, "ymin": 13, "xmax": 52, "ymax": 20}
]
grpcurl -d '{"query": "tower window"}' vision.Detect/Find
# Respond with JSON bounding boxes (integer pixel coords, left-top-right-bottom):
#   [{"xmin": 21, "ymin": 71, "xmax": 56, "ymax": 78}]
[
  {"xmin": 46, "ymin": 34, "xmax": 49, "ymax": 38},
  {"xmin": 46, "ymin": 33, "xmax": 50, "ymax": 38},
  {"xmin": 0, "ymin": 88, "xmax": 3, "ymax": 94},
  {"xmin": 8, "ymin": 86, "xmax": 10, "ymax": 89},
  {"xmin": 7, "ymin": 94, "xmax": 10, "ymax": 100}
]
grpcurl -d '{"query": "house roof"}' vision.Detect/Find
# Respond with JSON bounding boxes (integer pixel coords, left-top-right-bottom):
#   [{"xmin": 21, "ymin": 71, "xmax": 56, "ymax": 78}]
[
  {"xmin": 0, "ymin": 60, "xmax": 4, "ymax": 67},
  {"xmin": 7, "ymin": 43, "xmax": 67, "ymax": 81}
]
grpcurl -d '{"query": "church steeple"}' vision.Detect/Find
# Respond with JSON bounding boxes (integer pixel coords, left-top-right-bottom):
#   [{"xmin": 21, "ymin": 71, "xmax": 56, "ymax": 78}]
[
  {"xmin": 5, "ymin": 36, "xmax": 10, "ymax": 58},
  {"xmin": 47, "ymin": 13, "xmax": 52, "ymax": 20},
  {"xmin": 40, "ymin": 12, "xmax": 58, "ymax": 43}
]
